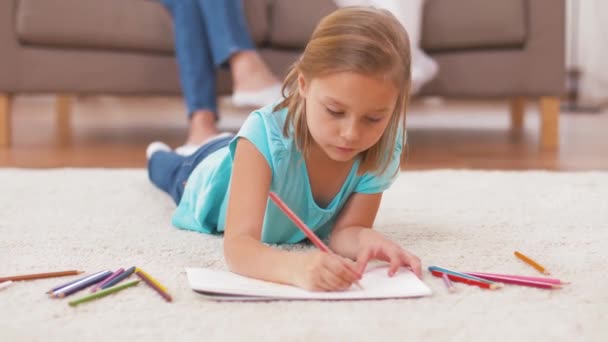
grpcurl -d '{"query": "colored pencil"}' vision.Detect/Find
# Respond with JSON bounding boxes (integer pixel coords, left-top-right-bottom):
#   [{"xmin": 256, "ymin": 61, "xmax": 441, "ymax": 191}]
[
  {"xmin": 269, "ymin": 192, "xmax": 364, "ymax": 290},
  {"xmin": 52, "ymin": 271, "xmax": 112, "ymax": 298},
  {"xmin": 101, "ymin": 266, "xmax": 136, "ymax": 290},
  {"xmin": 464, "ymin": 272, "xmax": 567, "ymax": 285},
  {"xmin": 514, "ymin": 251, "xmax": 550, "ymax": 275},
  {"xmin": 431, "ymin": 270, "xmax": 501, "ymax": 290},
  {"xmin": 135, "ymin": 268, "xmax": 172, "ymax": 302},
  {"xmin": 0, "ymin": 280, "xmax": 13, "ymax": 291},
  {"xmin": 0, "ymin": 270, "xmax": 83, "ymax": 282},
  {"xmin": 442, "ymin": 273, "xmax": 455, "ymax": 292},
  {"xmin": 69, "ymin": 280, "xmax": 140, "ymax": 307},
  {"xmin": 91, "ymin": 268, "xmax": 125, "ymax": 293},
  {"xmin": 462, "ymin": 272, "xmax": 562, "ymax": 289},
  {"xmin": 428, "ymin": 266, "xmax": 497, "ymax": 285},
  {"xmin": 47, "ymin": 271, "xmax": 104, "ymax": 294}
]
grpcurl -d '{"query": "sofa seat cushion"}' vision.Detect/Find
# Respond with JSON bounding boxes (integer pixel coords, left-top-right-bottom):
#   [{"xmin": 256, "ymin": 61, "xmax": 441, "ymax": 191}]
[
  {"xmin": 270, "ymin": 0, "xmax": 527, "ymax": 52},
  {"xmin": 421, "ymin": 0, "xmax": 527, "ymax": 52},
  {"xmin": 15, "ymin": 0, "xmax": 268, "ymax": 54}
]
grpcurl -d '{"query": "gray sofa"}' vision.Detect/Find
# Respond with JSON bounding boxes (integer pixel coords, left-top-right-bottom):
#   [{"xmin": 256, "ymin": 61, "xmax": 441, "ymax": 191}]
[{"xmin": 0, "ymin": 0, "xmax": 565, "ymax": 148}]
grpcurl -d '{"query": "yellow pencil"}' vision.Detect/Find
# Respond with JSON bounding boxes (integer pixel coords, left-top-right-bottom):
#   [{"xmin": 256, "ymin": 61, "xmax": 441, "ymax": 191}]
[
  {"xmin": 514, "ymin": 251, "xmax": 550, "ymax": 275},
  {"xmin": 135, "ymin": 268, "xmax": 168, "ymax": 291}
]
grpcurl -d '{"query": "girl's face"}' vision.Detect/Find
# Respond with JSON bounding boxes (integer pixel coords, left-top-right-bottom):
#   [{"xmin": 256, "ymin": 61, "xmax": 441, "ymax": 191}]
[{"xmin": 298, "ymin": 71, "xmax": 398, "ymax": 163}]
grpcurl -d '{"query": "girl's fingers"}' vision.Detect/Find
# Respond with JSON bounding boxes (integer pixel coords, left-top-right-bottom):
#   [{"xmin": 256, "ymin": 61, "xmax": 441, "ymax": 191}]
[
  {"xmin": 355, "ymin": 248, "xmax": 374, "ymax": 274},
  {"xmin": 388, "ymin": 250, "xmax": 402, "ymax": 276},
  {"xmin": 401, "ymin": 252, "xmax": 422, "ymax": 278},
  {"xmin": 322, "ymin": 267, "xmax": 351, "ymax": 291}
]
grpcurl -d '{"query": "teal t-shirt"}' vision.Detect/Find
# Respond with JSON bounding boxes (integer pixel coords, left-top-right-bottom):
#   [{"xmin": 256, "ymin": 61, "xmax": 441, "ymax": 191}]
[{"xmin": 171, "ymin": 103, "xmax": 402, "ymax": 244}]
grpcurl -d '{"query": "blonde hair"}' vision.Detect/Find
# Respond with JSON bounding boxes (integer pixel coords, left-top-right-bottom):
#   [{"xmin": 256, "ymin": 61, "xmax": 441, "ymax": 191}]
[{"xmin": 274, "ymin": 6, "xmax": 411, "ymax": 175}]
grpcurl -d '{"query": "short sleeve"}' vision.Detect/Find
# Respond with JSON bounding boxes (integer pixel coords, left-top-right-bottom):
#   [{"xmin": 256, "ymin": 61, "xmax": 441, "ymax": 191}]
[
  {"xmin": 354, "ymin": 132, "xmax": 403, "ymax": 194},
  {"xmin": 229, "ymin": 110, "xmax": 273, "ymax": 168}
]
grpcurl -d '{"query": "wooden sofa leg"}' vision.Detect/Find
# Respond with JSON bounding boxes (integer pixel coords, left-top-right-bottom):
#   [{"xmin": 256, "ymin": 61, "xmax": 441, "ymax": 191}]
[
  {"xmin": 509, "ymin": 97, "xmax": 525, "ymax": 132},
  {"xmin": 539, "ymin": 96, "xmax": 560, "ymax": 149},
  {"xmin": 55, "ymin": 94, "xmax": 72, "ymax": 145},
  {"xmin": 0, "ymin": 93, "xmax": 12, "ymax": 148}
]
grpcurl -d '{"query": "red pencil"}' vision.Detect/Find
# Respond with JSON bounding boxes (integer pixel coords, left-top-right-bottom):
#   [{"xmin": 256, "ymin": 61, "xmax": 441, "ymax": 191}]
[
  {"xmin": 431, "ymin": 270, "xmax": 501, "ymax": 290},
  {"xmin": 268, "ymin": 192, "xmax": 363, "ymax": 289}
]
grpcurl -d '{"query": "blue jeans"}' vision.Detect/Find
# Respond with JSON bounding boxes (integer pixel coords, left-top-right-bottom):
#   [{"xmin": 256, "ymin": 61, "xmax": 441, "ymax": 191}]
[
  {"xmin": 148, "ymin": 135, "xmax": 235, "ymax": 204},
  {"xmin": 160, "ymin": 0, "xmax": 255, "ymax": 118}
]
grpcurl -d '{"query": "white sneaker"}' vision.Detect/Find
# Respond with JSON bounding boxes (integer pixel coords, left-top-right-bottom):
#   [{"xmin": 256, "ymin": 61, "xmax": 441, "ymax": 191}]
[
  {"xmin": 175, "ymin": 132, "xmax": 233, "ymax": 156},
  {"xmin": 231, "ymin": 84, "xmax": 282, "ymax": 108},
  {"xmin": 146, "ymin": 141, "xmax": 171, "ymax": 159}
]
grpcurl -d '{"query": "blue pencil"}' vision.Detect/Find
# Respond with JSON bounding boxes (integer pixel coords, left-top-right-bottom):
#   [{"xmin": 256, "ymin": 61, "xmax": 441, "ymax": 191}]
[
  {"xmin": 428, "ymin": 266, "xmax": 496, "ymax": 285},
  {"xmin": 52, "ymin": 271, "xmax": 112, "ymax": 298},
  {"xmin": 100, "ymin": 266, "xmax": 136, "ymax": 289}
]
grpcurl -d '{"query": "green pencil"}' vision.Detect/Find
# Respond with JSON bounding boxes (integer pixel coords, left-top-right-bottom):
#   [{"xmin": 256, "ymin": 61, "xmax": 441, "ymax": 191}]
[{"xmin": 68, "ymin": 280, "xmax": 140, "ymax": 307}]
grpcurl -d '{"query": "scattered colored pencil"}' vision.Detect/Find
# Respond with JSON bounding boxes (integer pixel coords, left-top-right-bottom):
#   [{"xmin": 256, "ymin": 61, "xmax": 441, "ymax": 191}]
[
  {"xmin": 135, "ymin": 268, "xmax": 172, "ymax": 302},
  {"xmin": 428, "ymin": 266, "xmax": 497, "ymax": 285},
  {"xmin": 0, "ymin": 270, "xmax": 83, "ymax": 282},
  {"xmin": 269, "ymin": 191, "xmax": 364, "ymax": 290},
  {"xmin": 0, "ymin": 280, "xmax": 13, "ymax": 291},
  {"xmin": 514, "ymin": 251, "xmax": 550, "ymax": 275},
  {"xmin": 431, "ymin": 270, "xmax": 501, "ymax": 290},
  {"xmin": 462, "ymin": 272, "xmax": 561, "ymax": 289},
  {"xmin": 68, "ymin": 280, "xmax": 140, "ymax": 307},
  {"xmin": 47, "ymin": 273, "xmax": 91, "ymax": 294},
  {"xmin": 91, "ymin": 268, "xmax": 125, "ymax": 293},
  {"xmin": 101, "ymin": 266, "xmax": 136, "ymax": 290},
  {"xmin": 442, "ymin": 273, "xmax": 455, "ymax": 293},
  {"xmin": 464, "ymin": 272, "xmax": 567, "ymax": 285},
  {"xmin": 52, "ymin": 271, "xmax": 112, "ymax": 298}
]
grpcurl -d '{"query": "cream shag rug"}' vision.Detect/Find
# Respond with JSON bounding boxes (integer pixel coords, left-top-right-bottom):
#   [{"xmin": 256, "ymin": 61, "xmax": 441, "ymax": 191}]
[{"xmin": 0, "ymin": 169, "xmax": 606, "ymax": 342}]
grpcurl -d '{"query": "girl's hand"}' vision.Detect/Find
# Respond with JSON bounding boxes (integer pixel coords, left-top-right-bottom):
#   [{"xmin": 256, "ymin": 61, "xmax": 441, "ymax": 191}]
[
  {"xmin": 355, "ymin": 229, "xmax": 422, "ymax": 278},
  {"xmin": 292, "ymin": 251, "xmax": 362, "ymax": 292}
]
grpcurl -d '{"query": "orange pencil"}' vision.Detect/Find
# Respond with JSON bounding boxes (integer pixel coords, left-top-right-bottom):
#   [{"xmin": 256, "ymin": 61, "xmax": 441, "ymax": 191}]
[
  {"xmin": 514, "ymin": 251, "xmax": 550, "ymax": 275},
  {"xmin": 269, "ymin": 192, "xmax": 364, "ymax": 290},
  {"xmin": 0, "ymin": 270, "xmax": 82, "ymax": 282}
]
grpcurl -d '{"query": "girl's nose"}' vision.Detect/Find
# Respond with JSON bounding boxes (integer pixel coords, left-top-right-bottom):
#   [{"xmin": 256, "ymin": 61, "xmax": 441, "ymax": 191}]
[{"xmin": 341, "ymin": 120, "xmax": 360, "ymax": 142}]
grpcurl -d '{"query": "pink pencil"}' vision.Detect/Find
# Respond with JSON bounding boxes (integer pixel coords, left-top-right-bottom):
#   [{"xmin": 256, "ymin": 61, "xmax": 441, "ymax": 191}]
[
  {"xmin": 463, "ymin": 272, "xmax": 562, "ymax": 289},
  {"xmin": 90, "ymin": 268, "xmax": 125, "ymax": 293},
  {"xmin": 465, "ymin": 272, "xmax": 567, "ymax": 285},
  {"xmin": 268, "ymin": 192, "xmax": 363, "ymax": 289}
]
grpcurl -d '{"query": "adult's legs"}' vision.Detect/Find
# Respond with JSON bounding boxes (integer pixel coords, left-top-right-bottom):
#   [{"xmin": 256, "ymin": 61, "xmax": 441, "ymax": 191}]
[{"xmin": 197, "ymin": 0, "xmax": 281, "ymax": 104}]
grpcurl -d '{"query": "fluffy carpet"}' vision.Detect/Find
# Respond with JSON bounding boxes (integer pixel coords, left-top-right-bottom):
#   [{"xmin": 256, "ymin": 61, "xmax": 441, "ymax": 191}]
[{"xmin": 1, "ymin": 169, "xmax": 606, "ymax": 342}]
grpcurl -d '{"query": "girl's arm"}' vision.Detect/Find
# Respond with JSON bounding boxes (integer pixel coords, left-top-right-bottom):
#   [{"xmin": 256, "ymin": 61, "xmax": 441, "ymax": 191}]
[
  {"xmin": 328, "ymin": 192, "xmax": 382, "ymax": 259},
  {"xmin": 223, "ymin": 138, "xmax": 302, "ymax": 285},
  {"xmin": 329, "ymin": 192, "xmax": 422, "ymax": 277}
]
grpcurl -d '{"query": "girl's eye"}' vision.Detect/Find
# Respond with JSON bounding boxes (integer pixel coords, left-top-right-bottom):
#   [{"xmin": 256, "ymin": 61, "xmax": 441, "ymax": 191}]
[
  {"xmin": 366, "ymin": 117, "xmax": 383, "ymax": 123},
  {"xmin": 326, "ymin": 108, "xmax": 344, "ymax": 116}
]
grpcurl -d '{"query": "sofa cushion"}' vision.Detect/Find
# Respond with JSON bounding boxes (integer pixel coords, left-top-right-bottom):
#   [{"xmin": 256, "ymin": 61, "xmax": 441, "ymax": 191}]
[
  {"xmin": 269, "ymin": 0, "xmax": 338, "ymax": 49},
  {"xmin": 421, "ymin": 0, "xmax": 527, "ymax": 52},
  {"xmin": 270, "ymin": 0, "xmax": 527, "ymax": 52},
  {"xmin": 15, "ymin": 0, "xmax": 269, "ymax": 54}
]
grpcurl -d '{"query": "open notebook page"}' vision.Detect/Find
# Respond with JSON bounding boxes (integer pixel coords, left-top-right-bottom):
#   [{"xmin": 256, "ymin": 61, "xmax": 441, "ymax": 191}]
[{"xmin": 186, "ymin": 264, "xmax": 432, "ymax": 300}]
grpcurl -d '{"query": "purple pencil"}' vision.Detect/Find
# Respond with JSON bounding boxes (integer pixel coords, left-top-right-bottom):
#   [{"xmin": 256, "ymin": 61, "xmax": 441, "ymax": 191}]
[
  {"xmin": 51, "ymin": 271, "xmax": 111, "ymax": 298},
  {"xmin": 46, "ymin": 271, "xmax": 106, "ymax": 294},
  {"xmin": 91, "ymin": 268, "xmax": 125, "ymax": 293}
]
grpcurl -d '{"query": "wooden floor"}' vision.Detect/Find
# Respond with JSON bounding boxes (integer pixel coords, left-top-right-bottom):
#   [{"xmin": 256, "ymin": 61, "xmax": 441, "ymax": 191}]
[{"xmin": 1, "ymin": 95, "xmax": 607, "ymax": 170}]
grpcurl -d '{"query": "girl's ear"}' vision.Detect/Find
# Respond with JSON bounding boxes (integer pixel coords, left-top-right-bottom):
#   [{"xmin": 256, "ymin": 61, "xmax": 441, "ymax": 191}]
[{"xmin": 297, "ymin": 73, "xmax": 308, "ymax": 98}]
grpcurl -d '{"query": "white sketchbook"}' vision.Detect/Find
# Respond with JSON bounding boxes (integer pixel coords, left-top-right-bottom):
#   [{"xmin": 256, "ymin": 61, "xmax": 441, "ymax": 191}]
[{"xmin": 186, "ymin": 264, "xmax": 432, "ymax": 301}]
